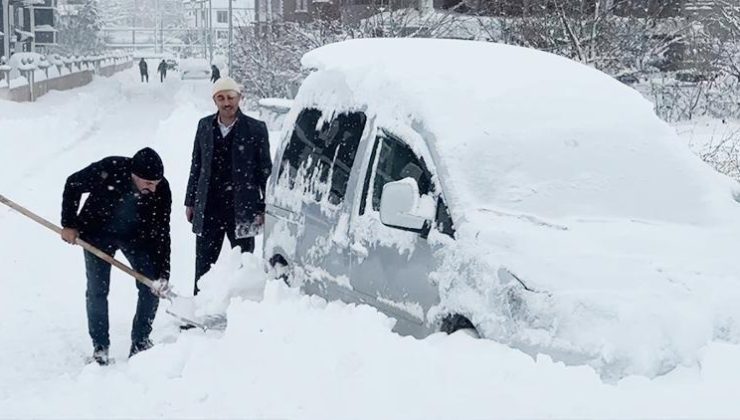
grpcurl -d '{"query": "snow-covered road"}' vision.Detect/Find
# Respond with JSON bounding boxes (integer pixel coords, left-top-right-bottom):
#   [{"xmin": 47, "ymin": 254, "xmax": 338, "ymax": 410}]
[{"xmin": 2, "ymin": 67, "xmax": 740, "ymax": 418}]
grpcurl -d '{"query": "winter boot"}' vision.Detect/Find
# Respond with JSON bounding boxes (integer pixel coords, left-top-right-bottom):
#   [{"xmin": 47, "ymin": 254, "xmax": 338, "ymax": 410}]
[
  {"xmin": 91, "ymin": 346, "xmax": 110, "ymax": 366},
  {"xmin": 129, "ymin": 338, "xmax": 153, "ymax": 358}
]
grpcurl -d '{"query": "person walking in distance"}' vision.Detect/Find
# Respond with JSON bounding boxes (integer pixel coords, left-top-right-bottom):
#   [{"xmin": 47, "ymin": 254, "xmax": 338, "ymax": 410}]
[
  {"xmin": 210, "ymin": 64, "xmax": 221, "ymax": 83},
  {"xmin": 139, "ymin": 58, "xmax": 149, "ymax": 83},
  {"xmin": 157, "ymin": 59, "xmax": 167, "ymax": 83}
]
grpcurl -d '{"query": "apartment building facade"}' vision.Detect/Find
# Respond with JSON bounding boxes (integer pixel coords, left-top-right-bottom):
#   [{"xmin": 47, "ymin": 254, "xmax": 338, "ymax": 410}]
[{"xmin": 2, "ymin": 0, "xmax": 58, "ymax": 58}]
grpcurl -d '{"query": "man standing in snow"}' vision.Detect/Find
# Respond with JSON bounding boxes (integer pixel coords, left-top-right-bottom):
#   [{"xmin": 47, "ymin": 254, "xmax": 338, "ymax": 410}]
[
  {"xmin": 185, "ymin": 77, "xmax": 272, "ymax": 295},
  {"xmin": 157, "ymin": 59, "xmax": 167, "ymax": 83},
  {"xmin": 139, "ymin": 58, "xmax": 148, "ymax": 83},
  {"xmin": 61, "ymin": 148, "xmax": 171, "ymax": 365}
]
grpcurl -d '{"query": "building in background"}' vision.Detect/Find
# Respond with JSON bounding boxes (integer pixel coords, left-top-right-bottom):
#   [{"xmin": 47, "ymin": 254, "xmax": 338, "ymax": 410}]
[
  {"xmin": 184, "ymin": 0, "xmax": 255, "ymax": 38},
  {"xmin": 2, "ymin": 0, "xmax": 59, "ymax": 58}
]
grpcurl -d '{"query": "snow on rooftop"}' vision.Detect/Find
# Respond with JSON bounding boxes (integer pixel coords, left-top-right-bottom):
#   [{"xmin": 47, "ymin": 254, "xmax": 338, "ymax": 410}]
[{"xmin": 299, "ymin": 38, "xmax": 738, "ymax": 227}]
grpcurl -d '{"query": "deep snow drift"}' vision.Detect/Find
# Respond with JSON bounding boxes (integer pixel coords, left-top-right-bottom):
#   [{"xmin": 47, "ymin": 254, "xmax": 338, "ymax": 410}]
[{"xmin": 2, "ymin": 66, "xmax": 740, "ymax": 418}]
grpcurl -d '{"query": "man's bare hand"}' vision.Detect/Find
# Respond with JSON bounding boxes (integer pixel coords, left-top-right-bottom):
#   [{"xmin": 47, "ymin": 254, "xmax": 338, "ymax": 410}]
[
  {"xmin": 150, "ymin": 279, "xmax": 170, "ymax": 298},
  {"xmin": 186, "ymin": 206, "xmax": 194, "ymax": 223},
  {"xmin": 254, "ymin": 213, "xmax": 264, "ymax": 227},
  {"xmin": 61, "ymin": 228, "xmax": 79, "ymax": 244}
]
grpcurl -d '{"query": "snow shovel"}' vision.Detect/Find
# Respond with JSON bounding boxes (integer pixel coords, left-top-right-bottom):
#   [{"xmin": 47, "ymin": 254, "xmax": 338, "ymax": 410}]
[{"xmin": 0, "ymin": 193, "xmax": 226, "ymax": 332}]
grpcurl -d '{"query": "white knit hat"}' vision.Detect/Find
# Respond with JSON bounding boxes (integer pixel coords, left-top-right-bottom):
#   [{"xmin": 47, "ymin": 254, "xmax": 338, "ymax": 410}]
[{"xmin": 212, "ymin": 76, "xmax": 242, "ymax": 97}]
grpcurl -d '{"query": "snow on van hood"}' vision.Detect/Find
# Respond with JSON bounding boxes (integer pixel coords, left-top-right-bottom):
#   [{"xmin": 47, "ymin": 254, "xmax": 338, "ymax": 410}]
[
  {"xmin": 300, "ymin": 38, "xmax": 739, "ymax": 225},
  {"xmin": 428, "ymin": 209, "xmax": 740, "ymax": 380}
]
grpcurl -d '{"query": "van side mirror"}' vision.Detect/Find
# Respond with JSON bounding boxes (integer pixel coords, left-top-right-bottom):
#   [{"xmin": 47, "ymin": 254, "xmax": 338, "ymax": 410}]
[{"xmin": 379, "ymin": 178, "xmax": 435, "ymax": 234}]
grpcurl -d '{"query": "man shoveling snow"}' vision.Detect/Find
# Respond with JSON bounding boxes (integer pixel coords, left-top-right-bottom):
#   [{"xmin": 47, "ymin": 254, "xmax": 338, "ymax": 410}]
[{"xmin": 60, "ymin": 147, "xmax": 171, "ymax": 365}]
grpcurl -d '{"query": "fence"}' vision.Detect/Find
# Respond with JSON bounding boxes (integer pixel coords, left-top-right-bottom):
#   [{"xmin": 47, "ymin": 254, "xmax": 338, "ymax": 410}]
[{"xmin": 0, "ymin": 54, "xmax": 134, "ymax": 102}]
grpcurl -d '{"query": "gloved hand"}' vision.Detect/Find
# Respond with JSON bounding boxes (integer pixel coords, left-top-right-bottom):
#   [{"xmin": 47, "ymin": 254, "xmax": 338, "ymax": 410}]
[{"xmin": 150, "ymin": 279, "xmax": 170, "ymax": 298}]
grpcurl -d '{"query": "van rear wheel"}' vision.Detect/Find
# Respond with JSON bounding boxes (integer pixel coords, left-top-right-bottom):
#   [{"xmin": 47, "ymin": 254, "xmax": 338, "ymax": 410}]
[{"xmin": 440, "ymin": 314, "xmax": 479, "ymax": 338}]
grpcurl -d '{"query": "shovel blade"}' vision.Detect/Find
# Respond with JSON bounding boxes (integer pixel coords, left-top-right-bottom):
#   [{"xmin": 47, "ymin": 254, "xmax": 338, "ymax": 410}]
[{"xmin": 165, "ymin": 294, "xmax": 227, "ymax": 331}]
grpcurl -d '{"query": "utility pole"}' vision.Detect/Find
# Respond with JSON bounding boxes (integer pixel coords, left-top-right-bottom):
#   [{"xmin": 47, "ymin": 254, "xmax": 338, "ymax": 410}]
[
  {"xmin": 208, "ymin": 0, "xmax": 212, "ymax": 64},
  {"xmin": 155, "ymin": 0, "xmax": 158, "ymax": 53},
  {"xmin": 201, "ymin": 0, "xmax": 206, "ymax": 58},
  {"xmin": 228, "ymin": 0, "xmax": 232, "ymax": 74},
  {"xmin": 29, "ymin": 1, "xmax": 35, "ymax": 52},
  {"xmin": 132, "ymin": 0, "xmax": 137, "ymax": 48},
  {"xmin": 2, "ymin": 0, "xmax": 10, "ymax": 59}
]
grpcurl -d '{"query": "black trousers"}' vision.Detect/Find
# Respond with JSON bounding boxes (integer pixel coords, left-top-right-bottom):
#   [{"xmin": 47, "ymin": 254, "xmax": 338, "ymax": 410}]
[
  {"xmin": 83, "ymin": 234, "xmax": 159, "ymax": 350},
  {"xmin": 141, "ymin": 72, "xmax": 148, "ymax": 82},
  {"xmin": 194, "ymin": 212, "xmax": 254, "ymax": 295}
]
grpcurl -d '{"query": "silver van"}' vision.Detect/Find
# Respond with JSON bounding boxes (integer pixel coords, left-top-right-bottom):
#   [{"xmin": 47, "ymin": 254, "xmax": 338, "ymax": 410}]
[
  {"xmin": 262, "ymin": 39, "xmax": 740, "ymax": 377},
  {"xmin": 264, "ymin": 106, "xmax": 456, "ymax": 337}
]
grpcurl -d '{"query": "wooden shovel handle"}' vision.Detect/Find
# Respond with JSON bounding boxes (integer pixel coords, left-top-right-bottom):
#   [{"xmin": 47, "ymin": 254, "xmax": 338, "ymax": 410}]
[{"xmin": 0, "ymin": 193, "xmax": 157, "ymax": 289}]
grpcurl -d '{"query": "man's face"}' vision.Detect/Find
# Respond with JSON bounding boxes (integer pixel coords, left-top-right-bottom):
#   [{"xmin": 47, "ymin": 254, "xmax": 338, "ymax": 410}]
[
  {"xmin": 213, "ymin": 90, "xmax": 240, "ymax": 119},
  {"xmin": 132, "ymin": 173, "xmax": 161, "ymax": 194}
]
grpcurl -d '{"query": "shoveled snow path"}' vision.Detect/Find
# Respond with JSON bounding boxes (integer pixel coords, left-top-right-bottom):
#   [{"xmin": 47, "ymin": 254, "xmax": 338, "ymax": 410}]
[{"xmin": 0, "ymin": 69, "xmax": 214, "ymax": 400}]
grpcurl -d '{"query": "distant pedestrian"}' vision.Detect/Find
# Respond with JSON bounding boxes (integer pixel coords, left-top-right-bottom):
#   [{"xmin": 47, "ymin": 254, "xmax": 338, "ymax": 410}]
[
  {"xmin": 139, "ymin": 58, "xmax": 149, "ymax": 83},
  {"xmin": 157, "ymin": 59, "xmax": 167, "ymax": 83},
  {"xmin": 210, "ymin": 64, "xmax": 220, "ymax": 83}
]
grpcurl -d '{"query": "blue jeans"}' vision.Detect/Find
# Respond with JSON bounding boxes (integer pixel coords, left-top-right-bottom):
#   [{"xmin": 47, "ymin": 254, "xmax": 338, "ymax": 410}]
[{"xmin": 83, "ymin": 234, "xmax": 159, "ymax": 349}]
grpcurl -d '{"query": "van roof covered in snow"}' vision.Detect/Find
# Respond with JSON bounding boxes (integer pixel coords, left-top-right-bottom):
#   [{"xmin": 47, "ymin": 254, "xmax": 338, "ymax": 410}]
[{"xmin": 297, "ymin": 38, "xmax": 736, "ymax": 226}]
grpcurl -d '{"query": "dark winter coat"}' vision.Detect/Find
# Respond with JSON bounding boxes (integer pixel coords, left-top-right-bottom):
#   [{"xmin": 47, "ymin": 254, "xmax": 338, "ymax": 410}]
[
  {"xmin": 210, "ymin": 65, "xmax": 220, "ymax": 82},
  {"xmin": 61, "ymin": 156, "xmax": 172, "ymax": 279},
  {"xmin": 139, "ymin": 59, "xmax": 148, "ymax": 74},
  {"xmin": 158, "ymin": 61, "xmax": 167, "ymax": 75},
  {"xmin": 185, "ymin": 109, "xmax": 272, "ymax": 238}
]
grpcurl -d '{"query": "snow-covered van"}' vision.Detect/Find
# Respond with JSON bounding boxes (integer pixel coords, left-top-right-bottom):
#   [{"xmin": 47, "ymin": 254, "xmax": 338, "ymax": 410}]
[{"xmin": 263, "ymin": 38, "xmax": 740, "ymax": 379}]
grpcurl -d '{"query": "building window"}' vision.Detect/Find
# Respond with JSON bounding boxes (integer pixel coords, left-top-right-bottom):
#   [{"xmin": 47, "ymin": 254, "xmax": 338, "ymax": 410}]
[
  {"xmin": 216, "ymin": 10, "xmax": 228, "ymax": 23},
  {"xmin": 295, "ymin": 0, "xmax": 309, "ymax": 13}
]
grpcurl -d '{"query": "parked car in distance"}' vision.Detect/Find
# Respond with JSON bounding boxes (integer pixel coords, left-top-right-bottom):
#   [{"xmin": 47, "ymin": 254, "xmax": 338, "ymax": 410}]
[
  {"xmin": 165, "ymin": 58, "xmax": 178, "ymax": 71},
  {"xmin": 180, "ymin": 58, "xmax": 211, "ymax": 80}
]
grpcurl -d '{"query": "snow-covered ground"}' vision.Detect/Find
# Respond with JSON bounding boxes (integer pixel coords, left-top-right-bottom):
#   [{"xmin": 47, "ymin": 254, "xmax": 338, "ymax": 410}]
[{"xmin": 3, "ymin": 68, "xmax": 740, "ymax": 418}]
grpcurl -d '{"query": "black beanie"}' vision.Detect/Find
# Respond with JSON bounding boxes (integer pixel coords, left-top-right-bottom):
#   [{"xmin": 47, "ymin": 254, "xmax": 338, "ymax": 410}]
[{"xmin": 131, "ymin": 147, "xmax": 164, "ymax": 180}]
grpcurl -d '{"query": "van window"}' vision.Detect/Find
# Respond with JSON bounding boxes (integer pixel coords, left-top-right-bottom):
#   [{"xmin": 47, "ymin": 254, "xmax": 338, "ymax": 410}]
[
  {"xmin": 365, "ymin": 134, "xmax": 433, "ymax": 213},
  {"xmin": 279, "ymin": 108, "xmax": 322, "ymax": 187},
  {"xmin": 436, "ymin": 196, "xmax": 455, "ymax": 238},
  {"xmin": 279, "ymin": 109, "xmax": 366, "ymax": 205},
  {"xmin": 315, "ymin": 112, "xmax": 366, "ymax": 205}
]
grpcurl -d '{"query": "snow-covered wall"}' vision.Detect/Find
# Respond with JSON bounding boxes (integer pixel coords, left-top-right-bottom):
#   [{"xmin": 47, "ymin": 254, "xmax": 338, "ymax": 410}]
[{"xmin": 0, "ymin": 59, "xmax": 133, "ymax": 102}]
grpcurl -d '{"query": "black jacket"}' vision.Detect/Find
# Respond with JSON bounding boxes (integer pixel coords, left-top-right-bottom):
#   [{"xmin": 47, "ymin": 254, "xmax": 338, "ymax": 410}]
[
  {"xmin": 139, "ymin": 60, "xmax": 148, "ymax": 74},
  {"xmin": 210, "ymin": 66, "xmax": 220, "ymax": 82},
  {"xmin": 185, "ymin": 110, "xmax": 272, "ymax": 238},
  {"xmin": 62, "ymin": 156, "xmax": 171, "ymax": 279},
  {"xmin": 158, "ymin": 61, "xmax": 167, "ymax": 74}
]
